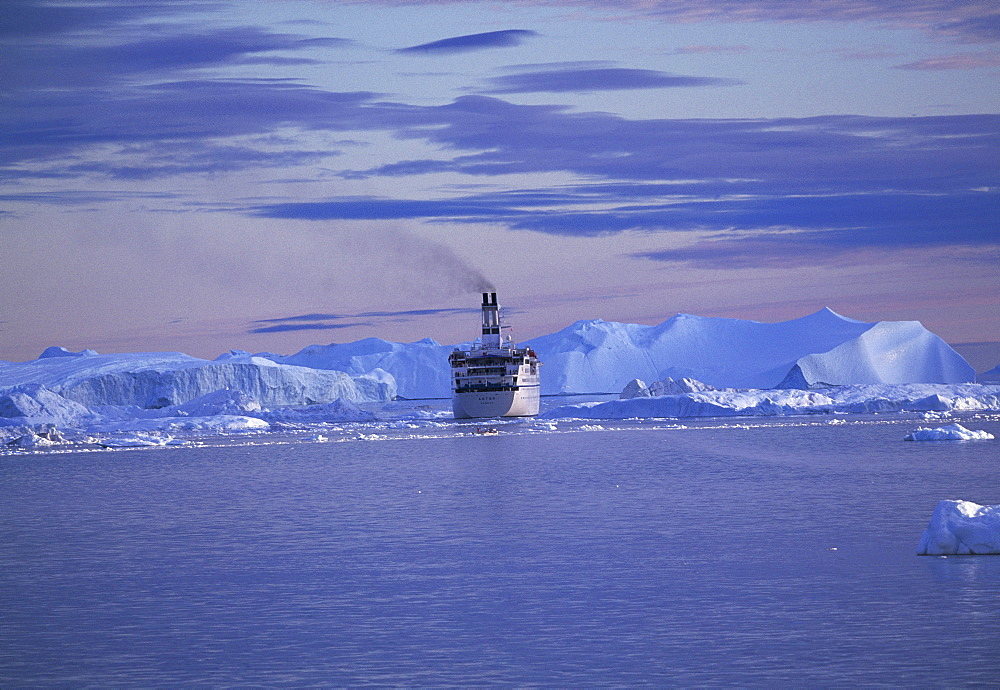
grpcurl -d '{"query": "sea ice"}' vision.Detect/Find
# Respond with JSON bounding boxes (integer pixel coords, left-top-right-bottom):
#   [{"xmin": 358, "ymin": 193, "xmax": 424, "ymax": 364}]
[
  {"xmin": 543, "ymin": 384, "xmax": 1000, "ymax": 420},
  {"xmin": 89, "ymin": 415, "xmax": 270, "ymax": 434},
  {"xmin": 903, "ymin": 423, "xmax": 995, "ymax": 441},
  {"xmin": 917, "ymin": 500, "xmax": 1000, "ymax": 555},
  {"xmin": 97, "ymin": 433, "xmax": 180, "ymax": 448}
]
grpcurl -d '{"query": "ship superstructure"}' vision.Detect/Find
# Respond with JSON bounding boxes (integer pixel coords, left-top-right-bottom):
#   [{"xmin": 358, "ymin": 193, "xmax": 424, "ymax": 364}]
[{"xmin": 449, "ymin": 293, "xmax": 541, "ymax": 418}]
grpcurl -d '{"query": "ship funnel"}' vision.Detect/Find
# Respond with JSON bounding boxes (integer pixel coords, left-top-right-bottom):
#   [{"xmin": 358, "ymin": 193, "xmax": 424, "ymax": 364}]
[{"xmin": 480, "ymin": 292, "xmax": 501, "ymax": 346}]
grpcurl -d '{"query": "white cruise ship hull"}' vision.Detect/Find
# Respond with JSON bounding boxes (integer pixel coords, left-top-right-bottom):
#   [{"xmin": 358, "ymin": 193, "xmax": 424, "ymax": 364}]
[{"xmin": 452, "ymin": 385, "xmax": 540, "ymax": 419}]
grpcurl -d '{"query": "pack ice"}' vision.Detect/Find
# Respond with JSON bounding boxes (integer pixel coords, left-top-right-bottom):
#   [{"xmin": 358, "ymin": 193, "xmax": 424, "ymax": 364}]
[{"xmin": 917, "ymin": 500, "xmax": 1000, "ymax": 555}]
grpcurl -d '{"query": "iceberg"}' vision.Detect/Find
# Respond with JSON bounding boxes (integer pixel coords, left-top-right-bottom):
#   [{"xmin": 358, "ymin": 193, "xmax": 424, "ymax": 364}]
[
  {"xmin": 0, "ymin": 349, "xmax": 395, "ymax": 408},
  {"xmin": 980, "ymin": 364, "xmax": 1000, "ymax": 383},
  {"xmin": 259, "ymin": 398, "xmax": 375, "ymax": 423},
  {"xmin": 266, "ymin": 337, "xmax": 452, "ymax": 399},
  {"xmin": 903, "ymin": 423, "xmax": 994, "ymax": 441},
  {"xmin": 525, "ymin": 309, "xmax": 974, "ymax": 394},
  {"xmin": 0, "ymin": 384, "xmax": 98, "ymax": 428},
  {"xmin": 258, "ymin": 308, "xmax": 973, "ymax": 398},
  {"xmin": 621, "ymin": 376, "xmax": 714, "ymax": 399},
  {"xmin": 0, "ymin": 308, "xmax": 987, "ymax": 447},
  {"xmin": 779, "ymin": 321, "xmax": 974, "ymax": 388},
  {"xmin": 917, "ymin": 500, "xmax": 1000, "ymax": 555}
]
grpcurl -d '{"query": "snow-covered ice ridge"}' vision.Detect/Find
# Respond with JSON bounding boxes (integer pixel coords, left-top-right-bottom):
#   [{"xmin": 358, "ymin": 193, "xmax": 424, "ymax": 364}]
[
  {"xmin": 261, "ymin": 308, "xmax": 977, "ymax": 398},
  {"xmin": 918, "ymin": 500, "xmax": 1000, "ymax": 555}
]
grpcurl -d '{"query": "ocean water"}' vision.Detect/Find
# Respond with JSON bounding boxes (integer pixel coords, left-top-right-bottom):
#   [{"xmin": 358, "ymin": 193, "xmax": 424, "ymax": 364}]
[{"xmin": 2, "ymin": 415, "xmax": 1000, "ymax": 685}]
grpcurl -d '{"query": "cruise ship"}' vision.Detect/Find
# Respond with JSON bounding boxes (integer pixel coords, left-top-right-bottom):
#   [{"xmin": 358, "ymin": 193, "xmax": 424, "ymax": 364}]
[{"xmin": 449, "ymin": 293, "xmax": 541, "ymax": 418}]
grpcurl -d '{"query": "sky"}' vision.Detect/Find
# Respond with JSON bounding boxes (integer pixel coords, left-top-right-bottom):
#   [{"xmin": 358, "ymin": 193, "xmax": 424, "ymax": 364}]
[{"xmin": 1, "ymin": 0, "xmax": 998, "ymax": 366}]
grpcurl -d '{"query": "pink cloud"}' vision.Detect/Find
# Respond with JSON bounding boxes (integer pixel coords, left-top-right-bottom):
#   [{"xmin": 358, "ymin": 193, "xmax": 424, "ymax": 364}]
[
  {"xmin": 895, "ymin": 51, "xmax": 1000, "ymax": 70},
  {"xmin": 837, "ymin": 49, "xmax": 901, "ymax": 60}
]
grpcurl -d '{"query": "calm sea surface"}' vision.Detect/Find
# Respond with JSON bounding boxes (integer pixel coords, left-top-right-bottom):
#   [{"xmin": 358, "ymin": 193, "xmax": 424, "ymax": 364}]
[{"xmin": 3, "ymin": 415, "xmax": 1000, "ymax": 685}]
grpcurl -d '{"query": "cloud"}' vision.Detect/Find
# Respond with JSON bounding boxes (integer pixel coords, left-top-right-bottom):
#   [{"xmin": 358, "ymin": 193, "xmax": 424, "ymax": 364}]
[
  {"xmin": 479, "ymin": 67, "xmax": 740, "ymax": 93},
  {"xmin": 336, "ymin": 1, "xmax": 1000, "ymax": 45},
  {"xmin": 935, "ymin": 12, "xmax": 1000, "ymax": 44},
  {"xmin": 249, "ymin": 307, "xmax": 472, "ymax": 335},
  {"xmin": 249, "ymin": 322, "xmax": 368, "ymax": 334},
  {"xmin": 894, "ymin": 51, "xmax": 1000, "ymax": 70},
  {"xmin": 256, "ymin": 313, "xmax": 346, "ymax": 323},
  {"xmin": 346, "ymin": 98, "xmax": 998, "ymax": 193},
  {"xmin": 2, "ymin": 26, "xmax": 350, "ymax": 91},
  {"xmin": 397, "ymin": 29, "xmax": 536, "ymax": 54},
  {"xmin": 253, "ymin": 187, "xmax": 1000, "ymax": 256},
  {"xmin": 1, "ymin": 80, "xmax": 382, "ymax": 176},
  {"xmin": 673, "ymin": 44, "xmax": 752, "ymax": 54},
  {"xmin": 836, "ymin": 49, "xmax": 901, "ymax": 60},
  {"xmin": 256, "ymin": 307, "xmax": 470, "ymax": 323},
  {"xmin": 2, "ymin": 3, "xmax": 996, "ymax": 270},
  {"xmin": 0, "ymin": 0, "xmax": 176, "ymax": 38}
]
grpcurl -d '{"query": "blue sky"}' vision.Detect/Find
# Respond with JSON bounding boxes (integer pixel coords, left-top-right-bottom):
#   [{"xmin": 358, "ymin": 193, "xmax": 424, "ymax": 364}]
[{"xmin": 1, "ymin": 0, "xmax": 997, "ymax": 363}]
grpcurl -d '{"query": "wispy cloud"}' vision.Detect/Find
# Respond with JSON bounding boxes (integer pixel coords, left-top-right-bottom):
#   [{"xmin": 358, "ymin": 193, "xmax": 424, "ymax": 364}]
[
  {"xmin": 2, "ymin": 26, "xmax": 350, "ymax": 91},
  {"xmin": 334, "ymin": 1, "xmax": 1000, "ymax": 45},
  {"xmin": 256, "ymin": 307, "xmax": 471, "ymax": 323},
  {"xmin": 0, "ymin": 0, "xmax": 177, "ymax": 38},
  {"xmin": 250, "ymin": 322, "xmax": 368, "ymax": 334},
  {"xmin": 895, "ymin": 51, "xmax": 1000, "ymax": 70},
  {"xmin": 250, "ymin": 100, "xmax": 999, "ymax": 264},
  {"xmin": 673, "ymin": 44, "xmax": 752, "ymax": 54},
  {"xmin": 3, "ymin": 0, "xmax": 998, "ymax": 275},
  {"xmin": 249, "ymin": 307, "xmax": 472, "ymax": 334},
  {"xmin": 836, "ymin": 48, "xmax": 901, "ymax": 60},
  {"xmin": 479, "ymin": 66, "xmax": 740, "ymax": 93},
  {"xmin": 396, "ymin": 29, "xmax": 536, "ymax": 54}
]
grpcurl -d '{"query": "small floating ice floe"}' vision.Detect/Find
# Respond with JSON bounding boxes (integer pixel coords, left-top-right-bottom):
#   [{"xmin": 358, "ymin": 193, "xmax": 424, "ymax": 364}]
[
  {"xmin": 98, "ymin": 433, "xmax": 177, "ymax": 448},
  {"xmin": 917, "ymin": 500, "xmax": 1000, "ymax": 555},
  {"xmin": 904, "ymin": 423, "xmax": 994, "ymax": 441},
  {"xmin": 306, "ymin": 433, "xmax": 328, "ymax": 442},
  {"xmin": 921, "ymin": 410, "xmax": 951, "ymax": 420}
]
